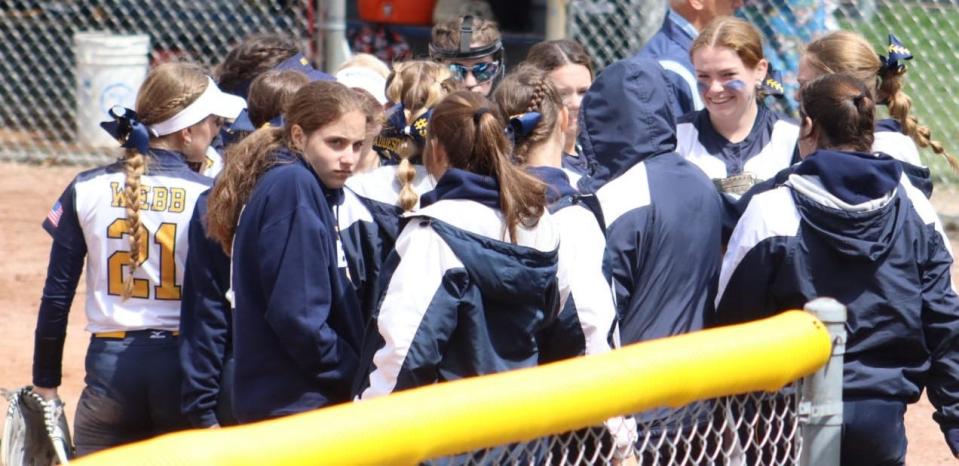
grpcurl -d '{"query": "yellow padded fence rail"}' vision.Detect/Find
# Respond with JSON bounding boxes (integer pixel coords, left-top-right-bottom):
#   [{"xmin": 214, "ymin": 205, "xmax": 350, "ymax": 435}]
[{"xmin": 73, "ymin": 310, "xmax": 830, "ymax": 466}]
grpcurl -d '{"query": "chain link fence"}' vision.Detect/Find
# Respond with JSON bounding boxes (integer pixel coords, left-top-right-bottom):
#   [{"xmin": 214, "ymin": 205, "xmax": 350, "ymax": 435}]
[
  {"xmin": 0, "ymin": 0, "xmax": 314, "ymax": 165},
  {"xmin": 569, "ymin": 0, "xmax": 959, "ymax": 183},
  {"xmin": 3, "ymin": 1, "xmax": 955, "ymax": 180},
  {"xmin": 427, "ymin": 384, "xmax": 803, "ymax": 465}
]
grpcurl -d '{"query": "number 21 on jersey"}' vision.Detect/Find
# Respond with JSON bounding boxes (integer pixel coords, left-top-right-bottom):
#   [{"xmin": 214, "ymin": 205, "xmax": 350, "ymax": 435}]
[{"xmin": 106, "ymin": 218, "xmax": 181, "ymax": 300}]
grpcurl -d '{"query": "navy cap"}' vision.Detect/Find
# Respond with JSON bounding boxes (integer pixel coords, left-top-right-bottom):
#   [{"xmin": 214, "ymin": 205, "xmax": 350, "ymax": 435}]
[{"xmin": 275, "ymin": 53, "xmax": 335, "ymax": 82}]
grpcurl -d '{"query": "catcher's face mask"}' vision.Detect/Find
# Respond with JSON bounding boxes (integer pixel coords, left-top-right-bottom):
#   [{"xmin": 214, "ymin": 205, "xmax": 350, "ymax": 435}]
[{"xmin": 429, "ymin": 15, "xmax": 505, "ymax": 95}]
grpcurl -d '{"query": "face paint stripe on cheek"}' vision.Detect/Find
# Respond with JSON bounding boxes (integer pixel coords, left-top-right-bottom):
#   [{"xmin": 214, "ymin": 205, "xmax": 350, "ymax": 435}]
[{"xmin": 723, "ymin": 79, "xmax": 748, "ymax": 92}]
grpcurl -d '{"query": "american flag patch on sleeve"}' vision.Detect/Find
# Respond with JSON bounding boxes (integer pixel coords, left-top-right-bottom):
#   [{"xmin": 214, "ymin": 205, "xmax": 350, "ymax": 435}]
[{"xmin": 46, "ymin": 200, "xmax": 63, "ymax": 228}]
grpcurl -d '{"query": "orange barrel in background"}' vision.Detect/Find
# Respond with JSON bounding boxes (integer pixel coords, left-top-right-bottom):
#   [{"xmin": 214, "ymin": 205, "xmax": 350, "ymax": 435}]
[{"xmin": 358, "ymin": 0, "xmax": 438, "ymax": 25}]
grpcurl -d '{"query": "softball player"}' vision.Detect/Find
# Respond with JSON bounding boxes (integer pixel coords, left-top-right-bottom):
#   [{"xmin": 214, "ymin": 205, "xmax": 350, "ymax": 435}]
[
  {"xmin": 205, "ymin": 81, "xmax": 365, "ymax": 423},
  {"xmin": 493, "ymin": 65, "xmax": 637, "ymax": 460},
  {"xmin": 526, "ymin": 39, "xmax": 595, "ymax": 176},
  {"xmin": 338, "ymin": 60, "xmax": 450, "ymax": 324},
  {"xmin": 798, "ymin": 31, "xmax": 957, "ymax": 198},
  {"xmin": 31, "ymin": 62, "xmax": 244, "ymax": 455},
  {"xmin": 357, "ymin": 90, "xmax": 561, "ymax": 398},
  {"xmin": 355, "ymin": 91, "xmax": 564, "ymax": 464},
  {"xmin": 493, "ymin": 65, "xmax": 613, "ymax": 361},
  {"xmin": 581, "ymin": 55, "xmax": 722, "ymax": 348},
  {"xmin": 715, "ymin": 73, "xmax": 959, "ymax": 466},
  {"xmin": 579, "ymin": 55, "xmax": 724, "ymax": 461},
  {"xmin": 179, "ymin": 69, "xmax": 309, "ymax": 429},
  {"xmin": 677, "ymin": 17, "xmax": 798, "ymax": 195}
]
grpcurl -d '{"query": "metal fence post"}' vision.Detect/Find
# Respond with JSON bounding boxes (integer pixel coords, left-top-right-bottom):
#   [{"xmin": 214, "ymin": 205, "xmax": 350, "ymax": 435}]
[
  {"xmin": 546, "ymin": 0, "xmax": 567, "ymax": 40},
  {"xmin": 800, "ymin": 298, "xmax": 846, "ymax": 466},
  {"xmin": 317, "ymin": 0, "xmax": 349, "ymax": 73}
]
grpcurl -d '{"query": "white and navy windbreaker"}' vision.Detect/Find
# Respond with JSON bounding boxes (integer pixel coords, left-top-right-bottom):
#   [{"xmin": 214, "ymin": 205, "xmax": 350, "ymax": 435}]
[
  {"xmin": 675, "ymin": 104, "xmax": 799, "ymax": 183},
  {"xmin": 355, "ymin": 168, "xmax": 564, "ymax": 399},
  {"xmin": 715, "ymin": 149, "xmax": 959, "ymax": 453},
  {"xmin": 578, "ymin": 55, "xmax": 725, "ymax": 345},
  {"xmin": 675, "ymin": 104, "xmax": 799, "ymax": 237},
  {"xmin": 337, "ymin": 165, "xmax": 435, "ymax": 324},
  {"xmin": 528, "ymin": 165, "xmax": 615, "ymax": 361}
]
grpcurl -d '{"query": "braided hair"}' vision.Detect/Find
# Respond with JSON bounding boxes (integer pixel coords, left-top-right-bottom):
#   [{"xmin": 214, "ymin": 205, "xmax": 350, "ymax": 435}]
[
  {"xmin": 118, "ymin": 62, "xmax": 208, "ymax": 299},
  {"xmin": 491, "ymin": 64, "xmax": 564, "ymax": 164}
]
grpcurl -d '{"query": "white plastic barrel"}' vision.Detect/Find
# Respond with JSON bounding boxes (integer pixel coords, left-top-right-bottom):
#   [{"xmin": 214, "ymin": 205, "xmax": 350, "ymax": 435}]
[{"xmin": 75, "ymin": 32, "xmax": 150, "ymax": 147}]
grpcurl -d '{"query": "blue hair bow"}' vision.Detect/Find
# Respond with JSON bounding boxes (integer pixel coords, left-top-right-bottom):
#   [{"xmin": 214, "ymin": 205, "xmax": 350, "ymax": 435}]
[
  {"xmin": 760, "ymin": 69, "xmax": 785, "ymax": 97},
  {"xmin": 506, "ymin": 112, "xmax": 542, "ymax": 143},
  {"xmin": 879, "ymin": 34, "xmax": 913, "ymax": 74},
  {"xmin": 408, "ymin": 109, "xmax": 432, "ymax": 146},
  {"xmin": 99, "ymin": 106, "xmax": 150, "ymax": 154}
]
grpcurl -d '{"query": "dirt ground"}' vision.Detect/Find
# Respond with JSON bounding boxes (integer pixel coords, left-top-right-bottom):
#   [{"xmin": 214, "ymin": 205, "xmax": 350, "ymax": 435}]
[{"xmin": 1, "ymin": 161, "xmax": 957, "ymax": 464}]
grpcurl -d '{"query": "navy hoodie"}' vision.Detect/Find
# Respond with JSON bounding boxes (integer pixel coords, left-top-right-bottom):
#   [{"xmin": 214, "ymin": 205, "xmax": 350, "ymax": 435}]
[
  {"xmin": 579, "ymin": 56, "xmax": 724, "ymax": 344},
  {"xmin": 230, "ymin": 149, "xmax": 363, "ymax": 422},
  {"xmin": 356, "ymin": 168, "xmax": 562, "ymax": 398},
  {"xmin": 715, "ymin": 149, "xmax": 959, "ymax": 454}
]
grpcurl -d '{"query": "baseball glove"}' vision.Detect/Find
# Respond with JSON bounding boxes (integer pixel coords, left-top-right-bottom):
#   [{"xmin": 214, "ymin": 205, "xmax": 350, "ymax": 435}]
[{"xmin": 2, "ymin": 386, "xmax": 74, "ymax": 466}]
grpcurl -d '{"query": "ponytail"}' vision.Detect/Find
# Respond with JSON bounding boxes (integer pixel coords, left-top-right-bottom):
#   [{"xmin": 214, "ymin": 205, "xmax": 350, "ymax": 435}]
[
  {"xmin": 432, "ymin": 91, "xmax": 547, "ymax": 243},
  {"xmin": 801, "ymin": 73, "xmax": 875, "ymax": 153},
  {"xmin": 397, "ymin": 155, "xmax": 419, "ymax": 211},
  {"xmin": 383, "ymin": 60, "xmax": 454, "ymax": 211},
  {"xmin": 804, "ymin": 31, "xmax": 959, "ymax": 172},
  {"xmin": 879, "ymin": 69, "xmax": 959, "ymax": 173},
  {"xmin": 121, "ymin": 149, "xmax": 148, "ymax": 300},
  {"xmin": 207, "ymin": 127, "xmax": 286, "ymax": 253}
]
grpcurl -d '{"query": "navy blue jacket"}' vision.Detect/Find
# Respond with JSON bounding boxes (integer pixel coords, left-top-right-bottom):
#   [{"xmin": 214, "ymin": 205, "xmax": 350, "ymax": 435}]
[
  {"xmin": 356, "ymin": 168, "xmax": 562, "ymax": 398},
  {"xmin": 675, "ymin": 104, "xmax": 799, "ymax": 238},
  {"xmin": 638, "ymin": 10, "xmax": 702, "ymax": 116},
  {"xmin": 178, "ymin": 190, "xmax": 232, "ymax": 427},
  {"xmin": 230, "ymin": 150, "xmax": 363, "ymax": 422},
  {"xmin": 675, "ymin": 104, "xmax": 799, "ymax": 182},
  {"xmin": 715, "ymin": 149, "xmax": 959, "ymax": 454},
  {"xmin": 579, "ymin": 56, "xmax": 724, "ymax": 344}
]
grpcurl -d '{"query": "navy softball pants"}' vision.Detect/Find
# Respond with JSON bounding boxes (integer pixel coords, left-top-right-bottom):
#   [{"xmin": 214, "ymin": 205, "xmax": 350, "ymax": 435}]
[{"xmin": 74, "ymin": 330, "xmax": 190, "ymax": 456}]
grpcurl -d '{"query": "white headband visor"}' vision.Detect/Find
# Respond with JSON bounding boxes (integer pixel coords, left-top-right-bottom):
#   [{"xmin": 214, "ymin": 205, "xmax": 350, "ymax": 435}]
[
  {"xmin": 335, "ymin": 67, "xmax": 388, "ymax": 105},
  {"xmin": 149, "ymin": 77, "xmax": 247, "ymax": 137}
]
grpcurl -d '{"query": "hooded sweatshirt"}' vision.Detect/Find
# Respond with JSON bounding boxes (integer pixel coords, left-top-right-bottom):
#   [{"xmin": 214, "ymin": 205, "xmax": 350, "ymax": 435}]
[
  {"xmin": 715, "ymin": 149, "xmax": 959, "ymax": 454},
  {"xmin": 356, "ymin": 168, "xmax": 562, "ymax": 398},
  {"xmin": 230, "ymin": 149, "xmax": 363, "ymax": 422},
  {"xmin": 579, "ymin": 56, "xmax": 724, "ymax": 344}
]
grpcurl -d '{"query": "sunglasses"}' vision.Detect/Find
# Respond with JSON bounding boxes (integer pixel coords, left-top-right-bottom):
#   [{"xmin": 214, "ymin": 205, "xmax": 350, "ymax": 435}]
[{"xmin": 448, "ymin": 61, "xmax": 500, "ymax": 83}]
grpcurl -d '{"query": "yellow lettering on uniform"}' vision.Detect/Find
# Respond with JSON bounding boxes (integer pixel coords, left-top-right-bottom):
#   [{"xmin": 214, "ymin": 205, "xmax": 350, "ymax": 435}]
[
  {"xmin": 170, "ymin": 188, "xmax": 186, "ymax": 213},
  {"xmin": 139, "ymin": 185, "xmax": 151, "ymax": 210},
  {"xmin": 110, "ymin": 182, "xmax": 125, "ymax": 208},
  {"xmin": 152, "ymin": 187, "xmax": 169, "ymax": 212}
]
